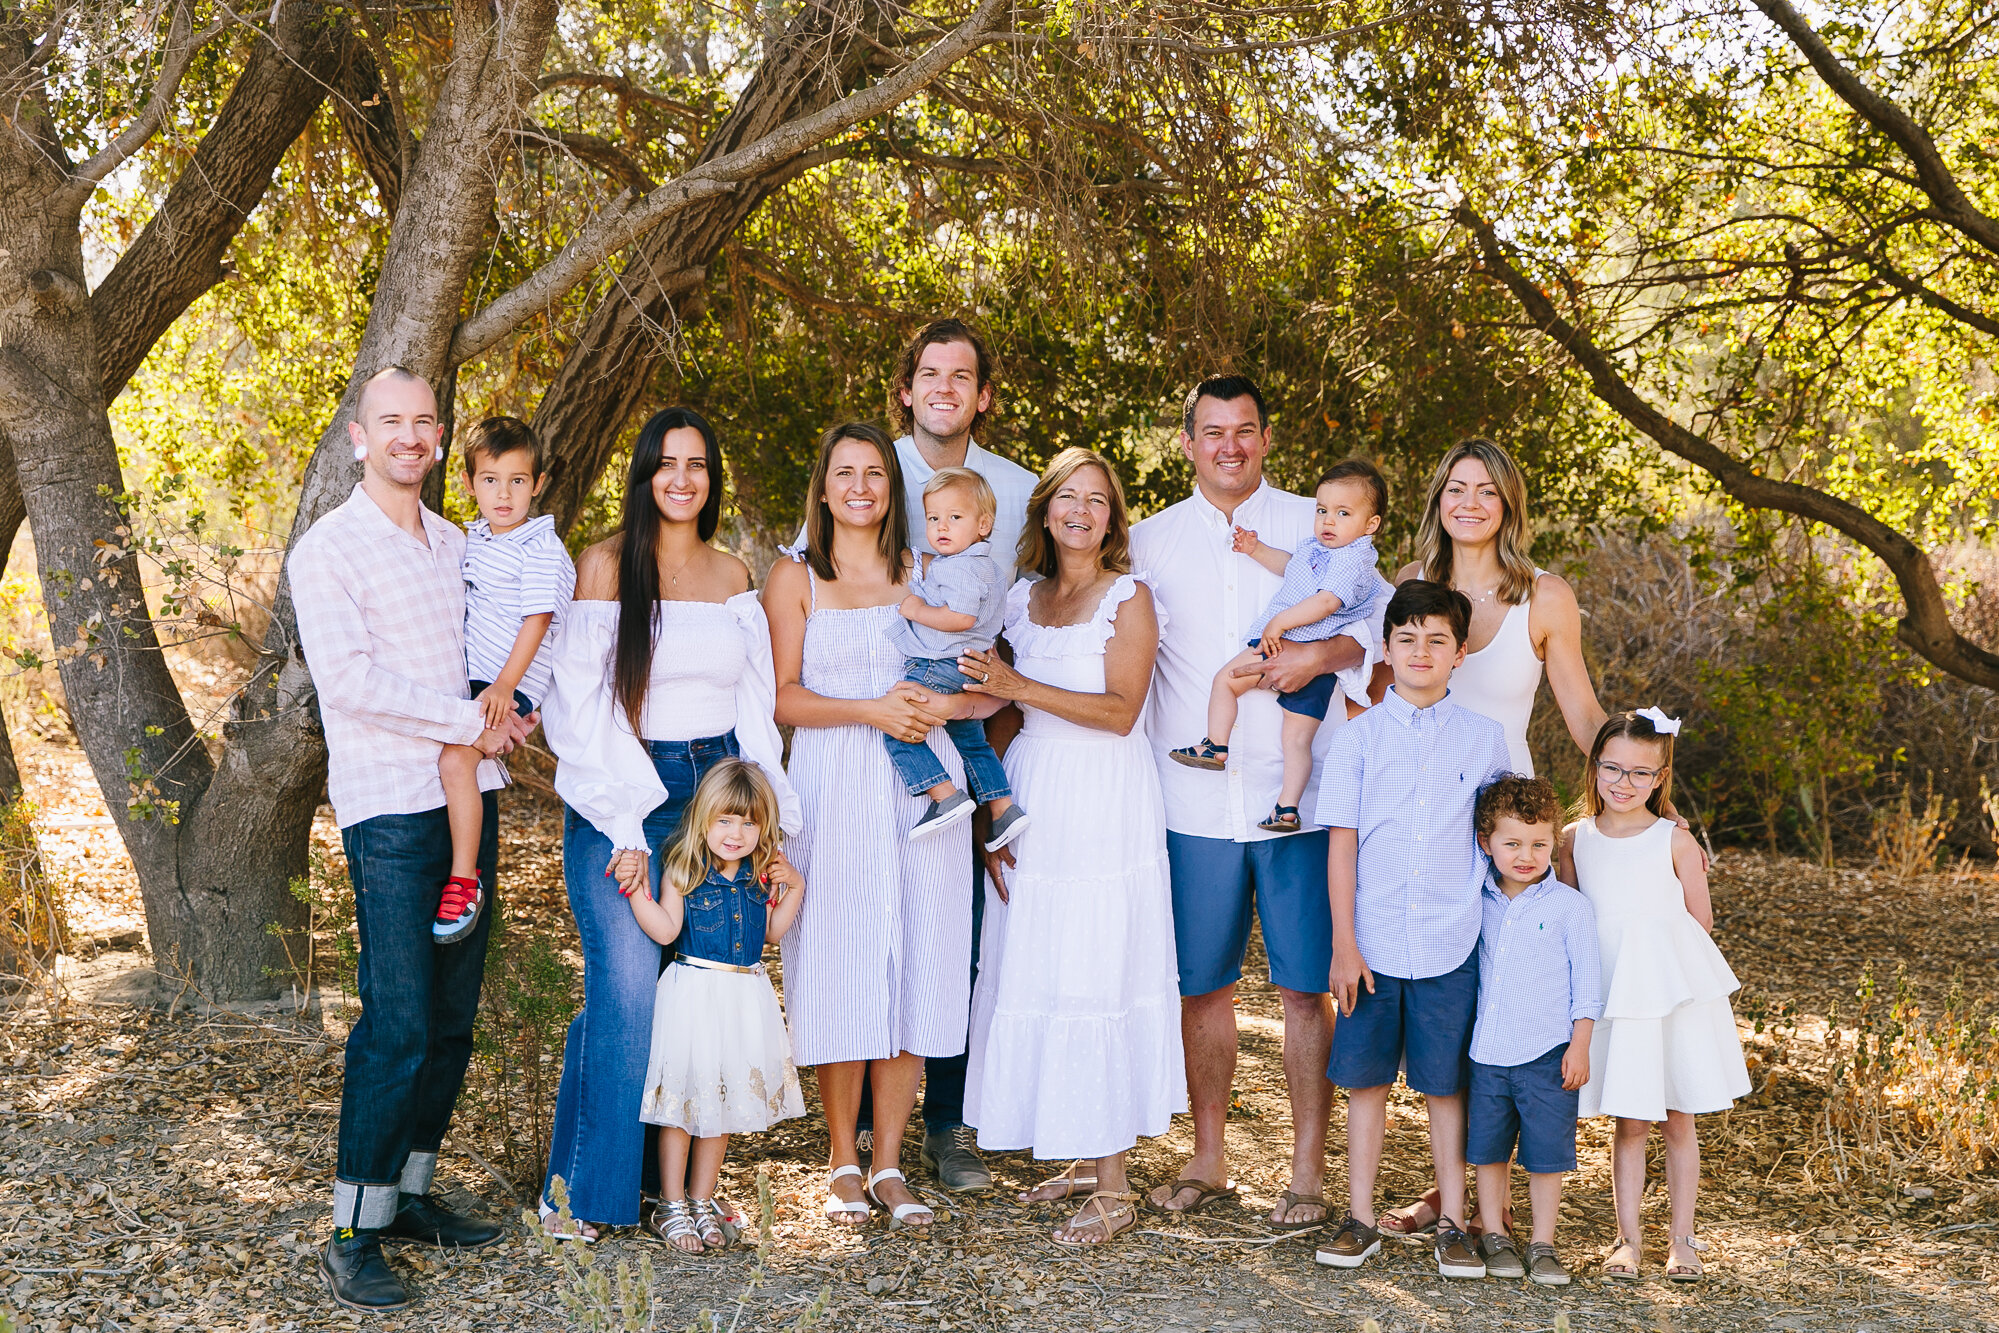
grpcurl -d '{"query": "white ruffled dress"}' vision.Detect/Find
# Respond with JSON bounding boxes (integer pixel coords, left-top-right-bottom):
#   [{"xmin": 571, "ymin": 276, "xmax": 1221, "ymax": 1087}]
[
  {"xmin": 1572, "ymin": 816, "xmax": 1750, "ymax": 1120},
  {"xmin": 965, "ymin": 574, "xmax": 1187, "ymax": 1160}
]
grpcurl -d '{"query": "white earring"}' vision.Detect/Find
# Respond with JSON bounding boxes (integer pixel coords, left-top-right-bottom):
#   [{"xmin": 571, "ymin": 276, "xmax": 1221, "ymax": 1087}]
[
  {"xmin": 434, "ymin": 446, "xmax": 445, "ymax": 461},
  {"xmin": 352, "ymin": 444, "xmax": 367, "ymax": 462}
]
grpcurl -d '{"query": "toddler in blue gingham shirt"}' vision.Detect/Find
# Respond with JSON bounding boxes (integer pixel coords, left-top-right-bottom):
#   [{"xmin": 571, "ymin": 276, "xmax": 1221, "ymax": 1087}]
[
  {"xmin": 1463, "ymin": 775, "xmax": 1602, "ymax": 1287},
  {"xmin": 1170, "ymin": 458, "xmax": 1389, "ymax": 834}
]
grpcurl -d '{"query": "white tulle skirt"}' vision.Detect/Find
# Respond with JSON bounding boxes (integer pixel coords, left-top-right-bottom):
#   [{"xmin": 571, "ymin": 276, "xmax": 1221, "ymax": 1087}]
[{"xmin": 638, "ymin": 962, "xmax": 805, "ymax": 1137}]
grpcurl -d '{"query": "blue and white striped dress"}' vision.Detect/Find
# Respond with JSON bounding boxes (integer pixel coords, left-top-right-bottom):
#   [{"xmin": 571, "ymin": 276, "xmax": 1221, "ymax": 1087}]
[{"xmin": 779, "ymin": 566, "xmax": 973, "ymax": 1066}]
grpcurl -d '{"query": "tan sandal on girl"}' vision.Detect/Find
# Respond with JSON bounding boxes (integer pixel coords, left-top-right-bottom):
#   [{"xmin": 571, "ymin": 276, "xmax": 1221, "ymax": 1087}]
[
  {"xmin": 1667, "ymin": 1234, "xmax": 1706, "ymax": 1282},
  {"xmin": 1020, "ymin": 1160, "xmax": 1098, "ymax": 1204},
  {"xmin": 1603, "ymin": 1236, "xmax": 1643, "ymax": 1281}
]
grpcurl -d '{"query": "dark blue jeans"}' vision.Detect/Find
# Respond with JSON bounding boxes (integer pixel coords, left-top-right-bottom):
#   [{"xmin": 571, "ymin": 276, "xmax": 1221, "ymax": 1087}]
[
  {"xmin": 334, "ymin": 792, "xmax": 498, "ymax": 1231},
  {"xmin": 882, "ymin": 657, "xmax": 1011, "ymax": 803},
  {"xmin": 543, "ymin": 733, "xmax": 738, "ymax": 1226}
]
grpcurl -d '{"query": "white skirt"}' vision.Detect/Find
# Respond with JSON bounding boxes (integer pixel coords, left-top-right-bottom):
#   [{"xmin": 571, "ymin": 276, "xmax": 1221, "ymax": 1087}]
[{"xmin": 638, "ymin": 962, "xmax": 805, "ymax": 1137}]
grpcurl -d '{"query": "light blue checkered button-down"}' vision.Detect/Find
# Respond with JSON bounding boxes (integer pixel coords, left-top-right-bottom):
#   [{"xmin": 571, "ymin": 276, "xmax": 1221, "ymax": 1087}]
[
  {"xmin": 1469, "ymin": 871, "xmax": 1605, "ymax": 1068},
  {"xmin": 1320, "ymin": 687, "xmax": 1513, "ymax": 979},
  {"xmin": 1246, "ymin": 533, "xmax": 1381, "ymax": 644}
]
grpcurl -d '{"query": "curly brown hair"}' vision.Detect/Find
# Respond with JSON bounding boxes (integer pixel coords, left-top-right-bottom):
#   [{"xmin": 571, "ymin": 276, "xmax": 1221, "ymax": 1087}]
[{"xmin": 1474, "ymin": 774, "xmax": 1563, "ymax": 840}]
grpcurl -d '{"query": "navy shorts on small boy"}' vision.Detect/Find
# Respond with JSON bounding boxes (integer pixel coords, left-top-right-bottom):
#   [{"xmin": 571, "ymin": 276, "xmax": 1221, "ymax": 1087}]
[
  {"xmin": 1276, "ymin": 670, "xmax": 1338, "ymax": 720},
  {"xmin": 1326, "ymin": 947, "xmax": 1477, "ymax": 1095},
  {"xmin": 1465, "ymin": 1042, "xmax": 1580, "ymax": 1174},
  {"xmin": 470, "ymin": 678, "xmax": 537, "ymax": 719}
]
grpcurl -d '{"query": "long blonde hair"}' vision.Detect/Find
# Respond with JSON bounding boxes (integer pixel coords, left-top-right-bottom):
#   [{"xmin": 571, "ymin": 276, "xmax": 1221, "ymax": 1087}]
[
  {"xmin": 1015, "ymin": 447, "xmax": 1131, "ymax": 579},
  {"xmin": 1413, "ymin": 437, "xmax": 1536, "ymax": 605},
  {"xmin": 661, "ymin": 759, "xmax": 784, "ymax": 898}
]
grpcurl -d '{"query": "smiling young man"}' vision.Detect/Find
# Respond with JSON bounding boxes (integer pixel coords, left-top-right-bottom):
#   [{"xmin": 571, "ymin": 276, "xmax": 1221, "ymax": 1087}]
[
  {"xmin": 1130, "ymin": 374, "xmax": 1389, "ymax": 1230},
  {"xmin": 290, "ymin": 366, "xmax": 537, "ymax": 1311},
  {"xmin": 866, "ymin": 319, "xmax": 1037, "ymax": 1192},
  {"xmin": 1315, "ymin": 580, "xmax": 1513, "ymax": 1279}
]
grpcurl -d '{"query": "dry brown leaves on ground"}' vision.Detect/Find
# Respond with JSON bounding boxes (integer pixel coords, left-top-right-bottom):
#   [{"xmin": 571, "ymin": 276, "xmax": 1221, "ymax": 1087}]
[{"xmin": 2, "ymin": 760, "xmax": 1998, "ymax": 1333}]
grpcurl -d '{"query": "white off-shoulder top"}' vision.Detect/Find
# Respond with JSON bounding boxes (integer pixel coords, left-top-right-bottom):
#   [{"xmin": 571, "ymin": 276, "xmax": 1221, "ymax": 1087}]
[{"xmin": 542, "ymin": 595, "xmax": 801, "ymax": 851}]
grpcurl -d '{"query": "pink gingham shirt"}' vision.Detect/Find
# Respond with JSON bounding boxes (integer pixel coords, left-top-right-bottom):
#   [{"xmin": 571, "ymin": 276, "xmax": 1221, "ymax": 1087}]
[{"xmin": 290, "ymin": 484, "xmax": 505, "ymax": 828}]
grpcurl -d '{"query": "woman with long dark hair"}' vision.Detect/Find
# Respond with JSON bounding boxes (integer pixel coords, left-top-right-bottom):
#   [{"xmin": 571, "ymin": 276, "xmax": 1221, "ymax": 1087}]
[{"xmin": 540, "ymin": 407, "xmax": 800, "ymax": 1241}]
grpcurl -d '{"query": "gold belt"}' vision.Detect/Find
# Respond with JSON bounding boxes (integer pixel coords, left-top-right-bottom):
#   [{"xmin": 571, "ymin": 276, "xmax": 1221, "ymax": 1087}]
[{"xmin": 674, "ymin": 955, "xmax": 763, "ymax": 976}]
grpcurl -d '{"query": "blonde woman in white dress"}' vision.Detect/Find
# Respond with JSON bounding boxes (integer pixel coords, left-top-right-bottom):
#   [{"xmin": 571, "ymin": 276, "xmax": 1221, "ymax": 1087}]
[
  {"xmin": 1559, "ymin": 709, "xmax": 1747, "ymax": 1284},
  {"xmin": 958, "ymin": 448, "xmax": 1186, "ymax": 1247}
]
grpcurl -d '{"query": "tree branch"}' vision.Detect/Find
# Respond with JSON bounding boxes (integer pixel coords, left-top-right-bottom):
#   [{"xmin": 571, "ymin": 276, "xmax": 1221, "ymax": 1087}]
[
  {"xmin": 330, "ymin": 40, "xmax": 408, "ymax": 218},
  {"xmin": 535, "ymin": 69, "xmax": 702, "ymax": 123},
  {"xmin": 92, "ymin": 0, "xmax": 348, "ymax": 400},
  {"xmin": 52, "ymin": 3, "xmax": 224, "ymax": 214},
  {"xmin": 510, "ymin": 122, "xmax": 654, "ymax": 191},
  {"xmin": 445, "ymin": 0, "xmax": 1008, "ymax": 366},
  {"xmin": 1750, "ymin": 0, "xmax": 1999, "ymax": 259},
  {"xmin": 1455, "ymin": 204, "xmax": 1999, "ymax": 691},
  {"xmin": 731, "ymin": 247, "xmax": 901, "ymax": 320},
  {"xmin": 1867, "ymin": 253, "xmax": 1999, "ymax": 339}
]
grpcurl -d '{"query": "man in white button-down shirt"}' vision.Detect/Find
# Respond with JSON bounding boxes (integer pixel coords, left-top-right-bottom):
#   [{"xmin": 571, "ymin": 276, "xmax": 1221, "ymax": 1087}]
[{"xmin": 1131, "ymin": 376, "xmax": 1384, "ymax": 1229}]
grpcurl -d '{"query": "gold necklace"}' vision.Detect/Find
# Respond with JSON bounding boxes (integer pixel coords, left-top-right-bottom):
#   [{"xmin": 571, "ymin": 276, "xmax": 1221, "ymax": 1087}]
[{"xmin": 660, "ymin": 551, "xmax": 696, "ymax": 589}]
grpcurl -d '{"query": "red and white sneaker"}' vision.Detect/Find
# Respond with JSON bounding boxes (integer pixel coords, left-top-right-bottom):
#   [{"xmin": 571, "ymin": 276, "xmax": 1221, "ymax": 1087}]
[{"xmin": 433, "ymin": 874, "xmax": 484, "ymax": 944}]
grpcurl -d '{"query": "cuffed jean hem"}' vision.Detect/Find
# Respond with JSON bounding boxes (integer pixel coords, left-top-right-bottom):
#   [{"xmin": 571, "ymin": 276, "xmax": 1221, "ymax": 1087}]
[
  {"xmin": 332, "ymin": 1179, "xmax": 402, "ymax": 1231},
  {"xmin": 399, "ymin": 1150, "xmax": 437, "ymax": 1196}
]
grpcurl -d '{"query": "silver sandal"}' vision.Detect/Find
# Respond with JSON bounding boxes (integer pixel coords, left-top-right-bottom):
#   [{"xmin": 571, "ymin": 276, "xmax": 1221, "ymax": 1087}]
[
  {"xmin": 648, "ymin": 1198, "xmax": 706, "ymax": 1253},
  {"xmin": 691, "ymin": 1197, "xmax": 731, "ymax": 1249}
]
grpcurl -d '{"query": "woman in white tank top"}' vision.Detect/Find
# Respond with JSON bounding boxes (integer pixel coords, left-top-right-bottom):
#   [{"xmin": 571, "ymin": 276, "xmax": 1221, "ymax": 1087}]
[{"xmin": 1392, "ymin": 438, "xmax": 1607, "ymax": 776}]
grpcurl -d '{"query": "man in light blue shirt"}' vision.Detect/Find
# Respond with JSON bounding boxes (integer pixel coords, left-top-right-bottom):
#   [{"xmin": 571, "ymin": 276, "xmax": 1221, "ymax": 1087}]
[
  {"xmin": 1316, "ymin": 579, "xmax": 1511, "ymax": 1278},
  {"xmin": 1464, "ymin": 775, "xmax": 1600, "ymax": 1286}
]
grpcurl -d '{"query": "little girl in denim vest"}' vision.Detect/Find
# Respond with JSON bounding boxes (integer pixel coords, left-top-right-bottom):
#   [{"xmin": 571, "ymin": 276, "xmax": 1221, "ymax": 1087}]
[{"xmin": 623, "ymin": 757, "xmax": 807, "ymax": 1252}]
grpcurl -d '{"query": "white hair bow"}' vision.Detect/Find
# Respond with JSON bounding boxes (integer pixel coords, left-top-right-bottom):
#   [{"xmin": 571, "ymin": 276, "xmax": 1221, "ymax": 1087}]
[{"xmin": 1635, "ymin": 706, "xmax": 1682, "ymax": 736}]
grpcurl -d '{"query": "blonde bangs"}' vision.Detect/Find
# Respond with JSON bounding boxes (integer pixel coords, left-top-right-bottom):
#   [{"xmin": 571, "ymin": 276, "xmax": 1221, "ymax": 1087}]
[{"xmin": 664, "ymin": 759, "xmax": 785, "ymax": 896}]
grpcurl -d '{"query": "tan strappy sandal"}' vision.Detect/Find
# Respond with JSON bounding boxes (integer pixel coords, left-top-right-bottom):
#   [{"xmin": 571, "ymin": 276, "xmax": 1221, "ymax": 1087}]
[
  {"xmin": 1021, "ymin": 1160, "xmax": 1098, "ymax": 1204},
  {"xmin": 1052, "ymin": 1191, "xmax": 1139, "ymax": 1247}
]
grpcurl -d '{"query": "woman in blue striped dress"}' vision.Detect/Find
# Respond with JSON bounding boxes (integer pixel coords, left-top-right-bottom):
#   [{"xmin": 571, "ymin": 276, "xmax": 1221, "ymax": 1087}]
[{"xmin": 764, "ymin": 422, "xmax": 979, "ymax": 1232}]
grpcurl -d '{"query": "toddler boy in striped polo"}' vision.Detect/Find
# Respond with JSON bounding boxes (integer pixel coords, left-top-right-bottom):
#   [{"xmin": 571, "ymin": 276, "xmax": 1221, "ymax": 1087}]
[
  {"xmin": 1464, "ymin": 775, "xmax": 1602, "ymax": 1286},
  {"xmin": 434, "ymin": 417, "xmax": 575, "ymax": 942}
]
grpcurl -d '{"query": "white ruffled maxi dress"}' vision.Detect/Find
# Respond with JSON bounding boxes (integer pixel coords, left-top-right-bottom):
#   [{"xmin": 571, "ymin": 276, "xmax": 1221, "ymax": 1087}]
[
  {"xmin": 965, "ymin": 575, "xmax": 1187, "ymax": 1160},
  {"xmin": 1573, "ymin": 816, "xmax": 1751, "ymax": 1120}
]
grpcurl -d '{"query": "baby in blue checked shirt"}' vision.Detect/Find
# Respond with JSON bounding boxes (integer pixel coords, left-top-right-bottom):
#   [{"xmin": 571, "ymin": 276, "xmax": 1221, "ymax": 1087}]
[
  {"xmin": 1170, "ymin": 458, "xmax": 1387, "ymax": 833},
  {"xmin": 1464, "ymin": 775, "xmax": 1602, "ymax": 1287},
  {"xmin": 886, "ymin": 468, "xmax": 1027, "ymax": 849}
]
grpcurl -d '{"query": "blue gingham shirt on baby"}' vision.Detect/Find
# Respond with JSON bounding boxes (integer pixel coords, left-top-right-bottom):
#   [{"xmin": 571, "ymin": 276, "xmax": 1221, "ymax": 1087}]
[
  {"xmin": 1246, "ymin": 533, "xmax": 1381, "ymax": 644},
  {"xmin": 1318, "ymin": 687, "xmax": 1512, "ymax": 979},
  {"xmin": 888, "ymin": 540, "xmax": 1006, "ymax": 660},
  {"xmin": 1469, "ymin": 870, "xmax": 1604, "ymax": 1067}
]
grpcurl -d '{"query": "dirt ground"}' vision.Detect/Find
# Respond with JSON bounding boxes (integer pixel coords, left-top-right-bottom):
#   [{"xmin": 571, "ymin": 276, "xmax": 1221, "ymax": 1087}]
[{"xmin": 4, "ymin": 740, "xmax": 1999, "ymax": 1333}]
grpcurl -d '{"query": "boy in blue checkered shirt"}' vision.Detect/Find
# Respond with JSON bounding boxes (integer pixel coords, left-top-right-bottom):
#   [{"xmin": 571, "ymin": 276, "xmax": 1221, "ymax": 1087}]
[
  {"xmin": 1464, "ymin": 774, "xmax": 1601, "ymax": 1286},
  {"xmin": 1170, "ymin": 458, "xmax": 1387, "ymax": 832}
]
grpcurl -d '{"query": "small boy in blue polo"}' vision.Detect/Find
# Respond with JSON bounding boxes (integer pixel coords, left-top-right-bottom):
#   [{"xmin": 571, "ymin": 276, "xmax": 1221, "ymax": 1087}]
[
  {"xmin": 1465, "ymin": 775, "xmax": 1601, "ymax": 1287},
  {"xmin": 1315, "ymin": 579, "xmax": 1511, "ymax": 1280}
]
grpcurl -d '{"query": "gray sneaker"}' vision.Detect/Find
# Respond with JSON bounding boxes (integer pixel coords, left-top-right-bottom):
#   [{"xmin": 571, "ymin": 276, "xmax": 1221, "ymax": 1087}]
[
  {"xmin": 920, "ymin": 1125, "xmax": 992, "ymax": 1193},
  {"xmin": 1525, "ymin": 1240, "xmax": 1571, "ymax": 1286},
  {"xmin": 909, "ymin": 791, "xmax": 975, "ymax": 841},
  {"xmin": 1478, "ymin": 1231, "xmax": 1525, "ymax": 1279},
  {"xmin": 984, "ymin": 804, "xmax": 1030, "ymax": 852}
]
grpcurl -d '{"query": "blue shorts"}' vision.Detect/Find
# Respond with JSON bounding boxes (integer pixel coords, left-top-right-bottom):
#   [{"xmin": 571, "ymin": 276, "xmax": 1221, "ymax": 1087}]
[
  {"xmin": 1166, "ymin": 830, "xmax": 1331, "ymax": 996},
  {"xmin": 1277, "ymin": 671, "xmax": 1338, "ymax": 720},
  {"xmin": 1326, "ymin": 948, "xmax": 1478, "ymax": 1095},
  {"xmin": 1466, "ymin": 1044, "xmax": 1579, "ymax": 1174}
]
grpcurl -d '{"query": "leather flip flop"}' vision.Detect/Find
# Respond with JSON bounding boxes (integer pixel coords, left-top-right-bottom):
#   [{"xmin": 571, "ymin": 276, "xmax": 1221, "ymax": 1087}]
[
  {"xmin": 1268, "ymin": 1189, "xmax": 1330, "ymax": 1231},
  {"xmin": 1149, "ymin": 1177, "xmax": 1238, "ymax": 1215}
]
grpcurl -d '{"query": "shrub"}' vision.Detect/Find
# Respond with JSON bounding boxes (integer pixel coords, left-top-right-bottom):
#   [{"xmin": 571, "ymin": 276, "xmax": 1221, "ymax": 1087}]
[
  {"xmin": 0, "ymin": 800, "xmax": 66, "ymax": 1004},
  {"xmin": 473, "ymin": 923, "xmax": 579, "ymax": 1199},
  {"xmin": 265, "ymin": 843, "xmax": 358, "ymax": 1015}
]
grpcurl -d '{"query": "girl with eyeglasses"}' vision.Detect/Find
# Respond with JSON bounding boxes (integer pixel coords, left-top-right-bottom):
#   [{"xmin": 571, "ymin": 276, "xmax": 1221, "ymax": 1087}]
[{"xmin": 1557, "ymin": 708, "xmax": 1750, "ymax": 1285}]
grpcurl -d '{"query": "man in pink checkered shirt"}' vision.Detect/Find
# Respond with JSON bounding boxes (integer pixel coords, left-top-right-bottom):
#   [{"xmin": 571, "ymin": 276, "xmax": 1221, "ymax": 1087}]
[{"xmin": 291, "ymin": 366, "xmax": 538, "ymax": 1313}]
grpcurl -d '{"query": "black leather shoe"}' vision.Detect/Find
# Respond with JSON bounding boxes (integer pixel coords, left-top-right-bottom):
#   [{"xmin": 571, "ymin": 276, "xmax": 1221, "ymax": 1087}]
[
  {"xmin": 320, "ymin": 1233, "xmax": 410, "ymax": 1311},
  {"xmin": 380, "ymin": 1193, "xmax": 504, "ymax": 1249}
]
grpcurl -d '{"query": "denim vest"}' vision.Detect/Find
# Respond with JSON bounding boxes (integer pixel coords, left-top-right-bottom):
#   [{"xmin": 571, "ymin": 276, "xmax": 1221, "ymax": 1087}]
[{"xmin": 679, "ymin": 863, "xmax": 768, "ymax": 968}]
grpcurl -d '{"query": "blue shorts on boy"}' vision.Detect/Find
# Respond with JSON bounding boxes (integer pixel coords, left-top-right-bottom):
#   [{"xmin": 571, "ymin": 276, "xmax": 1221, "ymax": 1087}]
[
  {"xmin": 1319, "ymin": 688, "xmax": 1511, "ymax": 1091},
  {"xmin": 1464, "ymin": 869, "xmax": 1603, "ymax": 1172},
  {"xmin": 462, "ymin": 514, "xmax": 574, "ymax": 706},
  {"xmin": 885, "ymin": 541, "xmax": 1010, "ymax": 800}
]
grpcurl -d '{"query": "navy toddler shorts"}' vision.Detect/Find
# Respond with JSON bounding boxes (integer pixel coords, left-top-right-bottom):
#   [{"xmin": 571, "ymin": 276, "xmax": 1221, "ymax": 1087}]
[{"xmin": 1465, "ymin": 1043, "xmax": 1580, "ymax": 1174}]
